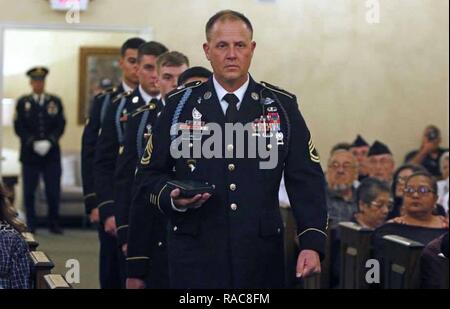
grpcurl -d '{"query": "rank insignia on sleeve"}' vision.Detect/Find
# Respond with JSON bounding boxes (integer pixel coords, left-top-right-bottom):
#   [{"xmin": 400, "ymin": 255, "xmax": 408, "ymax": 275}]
[
  {"xmin": 47, "ymin": 101, "xmax": 58, "ymax": 115},
  {"xmin": 141, "ymin": 135, "xmax": 153, "ymax": 165},
  {"xmin": 308, "ymin": 137, "xmax": 320, "ymax": 163}
]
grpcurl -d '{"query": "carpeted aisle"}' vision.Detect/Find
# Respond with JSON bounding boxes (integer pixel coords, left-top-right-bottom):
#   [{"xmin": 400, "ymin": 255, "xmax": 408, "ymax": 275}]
[{"xmin": 33, "ymin": 228, "xmax": 99, "ymax": 289}]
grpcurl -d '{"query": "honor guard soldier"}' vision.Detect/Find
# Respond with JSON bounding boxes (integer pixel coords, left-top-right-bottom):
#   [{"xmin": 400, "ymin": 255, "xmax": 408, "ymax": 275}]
[
  {"xmin": 129, "ymin": 10, "xmax": 328, "ymax": 288},
  {"xmin": 118, "ymin": 51, "xmax": 189, "ymax": 289},
  {"xmin": 81, "ymin": 37, "xmax": 145, "ymax": 289},
  {"xmin": 125, "ymin": 65, "xmax": 211, "ymax": 289},
  {"xmin": 93, "ymin": 41, "xmax": 168, "ymax": 287},
  {"xmin": 14, "ymin": 66, "xmax": 66, "ymax": 234}
]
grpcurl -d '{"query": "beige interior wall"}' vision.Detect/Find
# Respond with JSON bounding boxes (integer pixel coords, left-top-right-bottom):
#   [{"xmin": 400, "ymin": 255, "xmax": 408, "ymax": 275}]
[{"xmin": 1, "ymin": 0, "xmax": 448, "ymax": 167}]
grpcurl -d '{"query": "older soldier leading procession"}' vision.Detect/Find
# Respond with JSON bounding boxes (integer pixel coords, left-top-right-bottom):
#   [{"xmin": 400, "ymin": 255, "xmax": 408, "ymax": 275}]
[{"xmin": 80, "ymin": 10, "xmax": 328, "ymax": 289}]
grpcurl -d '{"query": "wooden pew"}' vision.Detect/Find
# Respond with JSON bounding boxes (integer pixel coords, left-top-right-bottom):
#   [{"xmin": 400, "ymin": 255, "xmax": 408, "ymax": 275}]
[
  {"xmin": 339, "ymin": 222, "xmax": 374, "ymax": 289},
  {"xmin": 379, "ymin": 235, "xmax": 424, "ymax": 289},
  {"xmin": 29, "ymin": 251, "xmax": 54, "ymax": 289},
  {"xmin": 22, "ymin": 232, "xmax": 39, "ymax": 251},
  {"xmin": 44, "ymin": 274, "xmax": 72, "ymax": 289}
]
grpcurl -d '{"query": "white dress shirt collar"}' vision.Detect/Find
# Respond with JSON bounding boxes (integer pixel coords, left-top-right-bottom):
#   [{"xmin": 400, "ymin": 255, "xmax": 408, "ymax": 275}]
[{"xmin": 138, "ymin": 85, "xmax": 161, "ymax": 104}]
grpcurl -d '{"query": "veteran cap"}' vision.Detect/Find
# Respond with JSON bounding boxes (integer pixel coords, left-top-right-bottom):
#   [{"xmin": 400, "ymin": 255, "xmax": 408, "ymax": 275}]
[
  {"xmin": 368, "ymin": 140, "xmax": 392, "ymax": 156},
  {"xmin": 26, "ymin": 66, "xmax": 49, "ymax": 80},
  {"xmin": 351, "ymin": 135, "xmax": 369, "ymax": 148}
]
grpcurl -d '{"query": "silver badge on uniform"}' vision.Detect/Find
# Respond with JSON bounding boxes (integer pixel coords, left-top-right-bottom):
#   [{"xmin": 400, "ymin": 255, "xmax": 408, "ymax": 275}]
[
  {"xmin": 132, "ymin": 96, "xmax": 139, "ymax": 104},
  {"xmin": 203, "ymin": 92, "xmax": 212, "ymax": 100},
  {"xmin": 263, "ymin": 97, "xmax": 275, "ymax": 105},
  {"xmin": 251, "ymin": 92, "xmax": 259, "ymax": 101},
  {"xmin": 192, "ymin": 108, "xmax": 202, "ymax": 120},
  {"xmin": 267, "ymin": 106, "xmax": 277, "ymax": 112}
]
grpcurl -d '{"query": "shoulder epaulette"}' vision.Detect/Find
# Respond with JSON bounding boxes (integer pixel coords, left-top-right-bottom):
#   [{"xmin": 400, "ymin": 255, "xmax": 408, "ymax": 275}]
[
  {"xmin": 96, "ymin": 87, "xmax": 117, "ymax": 99},
  {"xmin": 131, "ymin": 104, "xmax": 153, "ymax": 118},
  {"xmin": 112, "ymin": 90, "xmax": 133, "ymax": 104},
  {"xmin": 167, "ymin": 80, "xmax": 204, "ymax": 99},
  {"xmin": 261, "ymin": 81, "xmax": 295, "ymax": 99}
]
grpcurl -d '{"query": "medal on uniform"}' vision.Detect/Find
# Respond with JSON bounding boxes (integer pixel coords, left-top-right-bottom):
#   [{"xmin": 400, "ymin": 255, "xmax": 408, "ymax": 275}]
[
  {"xmin": 192, "ymin": 108, "xmax": 202, "ymax": 120},
  {"xmin": 203, "ymin": 91, "xmax": 212, "ymax": 100}
]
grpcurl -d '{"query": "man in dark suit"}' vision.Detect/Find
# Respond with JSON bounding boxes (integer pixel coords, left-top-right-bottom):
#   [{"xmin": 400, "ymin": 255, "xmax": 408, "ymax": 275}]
[
  {"xmin": 129, "ymin": 10, "xmax": 328, "ymax": 288},
  {"xmin": 81, "ymin": 37, "xmax": 145, "ymax": 289},
  {"xmin": 14, "ymin": 67, "xmax": 66, "ymax": 234}
]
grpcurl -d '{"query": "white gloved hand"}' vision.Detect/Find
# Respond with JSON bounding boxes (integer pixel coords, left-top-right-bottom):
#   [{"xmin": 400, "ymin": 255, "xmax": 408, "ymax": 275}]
[{"xmin": 33, "ymin": 140, "xmax": 52, "ymax": 156}]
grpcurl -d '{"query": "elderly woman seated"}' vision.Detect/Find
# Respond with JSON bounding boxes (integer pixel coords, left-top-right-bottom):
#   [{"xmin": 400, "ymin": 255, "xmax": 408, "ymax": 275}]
[
  {"xmin": 352, "ymin": 178, "xmax": 391, "ymax": 229},
  {"xmin": 0, "ymin": 184, "xmax": 31, "ymax": 289},
  {"xmin": 373, "ymin": 171, "xmax": 448, "ymax": 246}
]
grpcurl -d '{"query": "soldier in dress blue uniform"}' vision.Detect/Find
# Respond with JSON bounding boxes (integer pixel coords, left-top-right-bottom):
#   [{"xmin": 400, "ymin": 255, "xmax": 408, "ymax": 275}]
[
  {"xmin": 129, "ymin": 10, "xmax": 328, "ymax": 288},
  {"xmin": 116, "ymin": 51, "xmax": 189, "ymax": 289},
  {"xmin": 92, "ymin": 41, "xmax": 168, "ymax": 288},
  {"xmin": 14, "ymin": 67, "xmax": 66, "ymax": 234},
  {"xmin": 81, "ymin": 37, "xmax": 145, "ymax": 289}
]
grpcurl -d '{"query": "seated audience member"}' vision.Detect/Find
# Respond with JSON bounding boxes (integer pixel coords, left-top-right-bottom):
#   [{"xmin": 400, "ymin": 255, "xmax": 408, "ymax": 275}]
[
  {"xmin": 0, "ymin": 184, "xmax": 31, "ymax": 289},
  {"xmin": 405, "ymin": 125, "xmax": 448, "ymax": 178},
  {"xmin": 367, "ymin": 141, "xmax": 395, "ymax": 184},
  {"xmin": 326, "ymin": 149, "xmax": 358, "ymax": 228},
  {"xmin": 419, "ymin": 232, "xmax": 448, "ymax": 289},
  {"xmin": 390, "ymin": 171, "xmax": 448, "ymax": 228},
  {"xmin": 437, "ymin": 151, "xmax": 449, "ymax": 212},
  {"xmin": 373, "ymin": 171, "xmax": 448, "ymax": 247},
  {"xmin": 352, "ymin": 178, "xmax": 391, "ymax": 229},
  {"xmin": 350, "ymin": 135, "xmax": 370, "ymax": 181},
  {"xmin": 388, "ymin": 164, "xmax": 427, "ymax": 220}
]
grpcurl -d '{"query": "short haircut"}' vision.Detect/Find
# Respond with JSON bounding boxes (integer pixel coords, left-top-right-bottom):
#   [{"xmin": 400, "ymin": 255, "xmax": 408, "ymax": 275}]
[
  {"xmin": 356, "ymin": 177, "xmax": 390, "ymax": 208},
  {"xmin": 137, "ymin": 41, "xmax": 169, "ymax": 63},
  {"xmin": 205, "ymin": 10, "xmax": 253, "ymax": 41},
  {"xmin": 405, "ymin": 171, "xmax": 438, "ymax": 194},
  {"xmin": 120, "ymin": 37, "xmax": 145, "ymax": 57},
  {"xmin": 156, "ymin": 51, "xmax": 189, "ymax": 72},
  {"xmin": 330, "ymin": 142, "xmax": 352, "ymax": 155}
]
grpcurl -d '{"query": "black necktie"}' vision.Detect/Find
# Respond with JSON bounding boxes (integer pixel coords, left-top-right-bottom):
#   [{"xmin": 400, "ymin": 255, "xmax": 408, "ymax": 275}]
[{"xmin": 223, "ymin": 93, "xmax": 239, "ymax": 123}]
